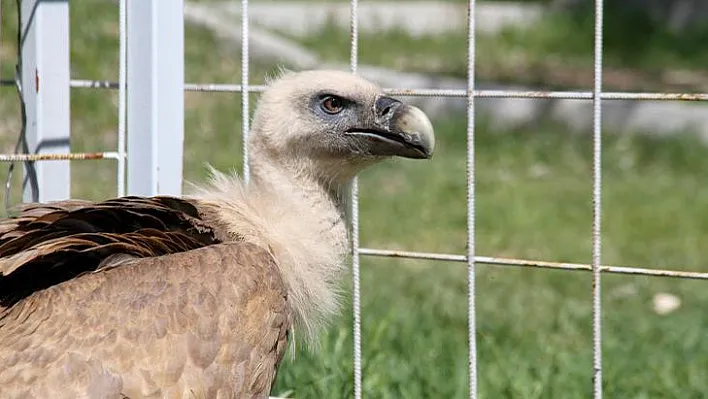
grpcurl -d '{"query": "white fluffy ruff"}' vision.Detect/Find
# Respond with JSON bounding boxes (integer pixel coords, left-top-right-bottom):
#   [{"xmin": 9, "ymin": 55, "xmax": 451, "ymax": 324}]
[{"xmin": 187, "ymin": 167, "xmax": 349, "ymax": 350}]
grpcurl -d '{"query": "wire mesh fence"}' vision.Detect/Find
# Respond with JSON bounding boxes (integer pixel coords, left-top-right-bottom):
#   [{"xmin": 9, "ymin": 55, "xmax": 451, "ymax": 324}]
[{"xmin": 2, "ymin": 0, "xmax": 708, "ymax": 398}]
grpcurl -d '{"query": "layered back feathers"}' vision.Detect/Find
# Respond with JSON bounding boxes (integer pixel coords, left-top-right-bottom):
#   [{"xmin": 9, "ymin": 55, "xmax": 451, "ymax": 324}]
[{"xmin": 0, "ymin": 197, "xmax": 221, "ymax": 308}]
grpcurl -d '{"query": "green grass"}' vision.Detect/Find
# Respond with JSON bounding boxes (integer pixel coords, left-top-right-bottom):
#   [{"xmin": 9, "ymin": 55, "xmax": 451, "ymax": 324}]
[
  {"xmin": 496, "ymin": 3, "xmax": 708, "ymax": 71},
  {"xmin": 2, "ymin": 1, "xmax": 708, "ymax": 398},
  {"xmin": 292, "ymin": 4, "xmax": 708, "ymax": 90}
]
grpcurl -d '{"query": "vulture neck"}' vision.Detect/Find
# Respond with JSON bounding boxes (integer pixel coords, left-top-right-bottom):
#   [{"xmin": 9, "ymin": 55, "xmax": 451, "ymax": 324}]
[
  {"xmin": 250, "ymin": 156, "xmax": 354, "ymax": 216},
  {"xmin": 200, "ymin": 153, "xmax": 355, "ymax": 348}
]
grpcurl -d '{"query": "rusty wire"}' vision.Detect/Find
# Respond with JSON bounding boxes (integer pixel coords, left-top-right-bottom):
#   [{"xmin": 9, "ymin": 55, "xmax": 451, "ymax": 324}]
[{"xmin": 0, "ymin": 152, "xmax": 120, "ymax": 162}]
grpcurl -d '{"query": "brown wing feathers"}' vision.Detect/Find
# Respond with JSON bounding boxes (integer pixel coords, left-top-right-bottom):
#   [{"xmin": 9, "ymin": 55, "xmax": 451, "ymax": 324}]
[{"xmin": 0, "ymin": 196, "xmax": 222, "ymax": 307}]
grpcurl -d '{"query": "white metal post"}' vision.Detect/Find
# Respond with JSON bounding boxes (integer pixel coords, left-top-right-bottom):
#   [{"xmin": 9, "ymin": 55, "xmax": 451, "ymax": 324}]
[
  {"xmin": 126, "ymin": 0, "xmax": 185, "ymax": 196},
  {"xmin": 20, "ymin": 0, "xmax": 71, "ymax": 203}
]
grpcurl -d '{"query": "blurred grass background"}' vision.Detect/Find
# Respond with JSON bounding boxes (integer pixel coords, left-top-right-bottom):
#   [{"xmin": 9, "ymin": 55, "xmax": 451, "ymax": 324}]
[{"xmin": 1, "ymin": 0, "xmax": 707, "ymax": 398}]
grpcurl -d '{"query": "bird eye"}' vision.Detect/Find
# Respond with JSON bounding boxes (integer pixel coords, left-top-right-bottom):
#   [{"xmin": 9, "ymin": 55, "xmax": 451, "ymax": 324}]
[{"xmin": 321, "ymin": 95, "xmax": 344, "ymax": 114}]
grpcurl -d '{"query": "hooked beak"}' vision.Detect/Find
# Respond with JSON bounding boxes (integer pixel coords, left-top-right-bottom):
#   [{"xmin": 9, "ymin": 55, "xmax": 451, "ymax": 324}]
[{"xmin": 345, "ymin": 96, "xmax": 435, "ymax": 159}]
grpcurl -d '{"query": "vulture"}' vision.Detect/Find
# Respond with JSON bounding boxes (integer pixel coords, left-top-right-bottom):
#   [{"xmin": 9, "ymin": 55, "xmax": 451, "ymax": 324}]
[{"xmin": 0, "ymin": 69, "xmax": 435, "ymax": 398}]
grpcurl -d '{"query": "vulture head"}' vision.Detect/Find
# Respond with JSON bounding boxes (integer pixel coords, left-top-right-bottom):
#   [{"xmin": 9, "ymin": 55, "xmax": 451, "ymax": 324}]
[
  {"xmin": 225, "ymin": 69, "xmax": 437, "ymax": 346},
  {"xmin": 248, "ymin": 69, "xmax": 435, "ymax": 189}
]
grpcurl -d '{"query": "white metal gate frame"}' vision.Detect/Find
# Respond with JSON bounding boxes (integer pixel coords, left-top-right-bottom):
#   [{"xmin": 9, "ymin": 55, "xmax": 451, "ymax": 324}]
[{"xmin": 2, "ymin": 1, "xmax": 708, "ymax": 398}]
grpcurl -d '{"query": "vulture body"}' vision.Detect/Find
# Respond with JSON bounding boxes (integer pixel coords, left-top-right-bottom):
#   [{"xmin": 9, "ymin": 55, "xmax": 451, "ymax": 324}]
[{"xmin": 0, "ymin": 70, "xmax": 435, "ymax": 398}]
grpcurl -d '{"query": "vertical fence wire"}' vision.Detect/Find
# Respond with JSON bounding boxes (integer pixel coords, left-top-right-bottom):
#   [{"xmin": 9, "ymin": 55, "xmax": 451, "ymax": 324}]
[
  {"xmin": 241, "ymin": 0, "xmax": 250, "ymax": 183},
  {"xmin": 591, "ymin": 0, "xmax": 605, "ymax": 397},
  {"xmin": 348, "ymin": 0, "xmax": 362, "ymax": 397},
  {"xmin": 116, "ymin": 0, "xmax": 127, "ymax": 197},
  {"xmin": 466, "ymin": 0, "xmax": 478, "ymax": 397}
]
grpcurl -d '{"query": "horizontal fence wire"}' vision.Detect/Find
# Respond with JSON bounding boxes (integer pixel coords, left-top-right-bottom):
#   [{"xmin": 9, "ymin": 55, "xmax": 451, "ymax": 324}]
[
  {"xmin": 359, "ymin": 248, "xmax": 708, "ymax": 280},
  {"xmin": 3, "ymin": 79, "xmax": 708, "ymax": 101},
  {"xmin": 0, "ymin": 152, "xmax": 121, "ymax": 162}
]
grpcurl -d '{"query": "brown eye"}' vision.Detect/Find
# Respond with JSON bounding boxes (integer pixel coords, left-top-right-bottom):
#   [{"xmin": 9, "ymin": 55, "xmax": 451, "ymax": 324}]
[{"xmin": 321, "ymin": 96, "xmax": 344, "ymax": 114}]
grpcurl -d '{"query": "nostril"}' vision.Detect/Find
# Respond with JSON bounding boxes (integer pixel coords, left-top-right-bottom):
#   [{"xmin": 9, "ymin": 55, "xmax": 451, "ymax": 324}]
[{"xmin": 375, "ymin": 96, "xmax": 401, "ymax": 118}]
